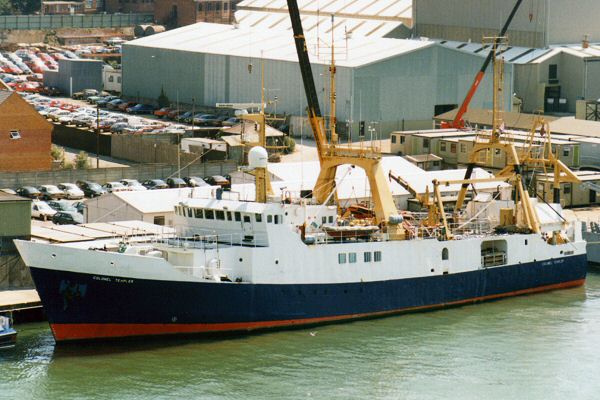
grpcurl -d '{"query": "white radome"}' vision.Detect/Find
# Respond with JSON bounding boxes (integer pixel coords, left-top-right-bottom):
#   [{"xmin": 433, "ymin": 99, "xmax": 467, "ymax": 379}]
[{"xmin": 248, "ymin": 146, "xmax": 268, "ymax": 169}]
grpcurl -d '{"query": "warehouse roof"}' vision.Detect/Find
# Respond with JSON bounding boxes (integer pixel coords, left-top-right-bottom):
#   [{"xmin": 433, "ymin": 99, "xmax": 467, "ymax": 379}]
[
  {"xmin": 437, "ymin": 40, "xmax": 600, "ymax": 64},
  {"xmin": 235, "ymin": 0, "xmax": 411, "ymax": 39},
  {"xmin": 126, "ymin": 22, "xmax": 433, "ymax": 68}
]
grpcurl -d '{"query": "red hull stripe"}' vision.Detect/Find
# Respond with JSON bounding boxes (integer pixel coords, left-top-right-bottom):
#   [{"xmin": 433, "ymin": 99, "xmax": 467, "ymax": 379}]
[{"xmin": 50, "ymin": 279, "xmax": 585, "ymax": 341}]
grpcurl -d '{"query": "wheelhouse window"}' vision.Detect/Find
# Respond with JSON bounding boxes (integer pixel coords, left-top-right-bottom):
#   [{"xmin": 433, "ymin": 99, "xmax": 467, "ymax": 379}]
[
  {"xmin": 255, "ymin": 214, "xmax": 262, "ymax": 222},
  {"xmin": 226, "ymin": 211, "xmax": 232, "ymax": 221},
  {"xmin": 243, "ymin": 215, "xmax": 251, "ymax": 223},
  {"xmin": 187, "ymin": 208, "xmax": 193, "ymax": 218},
  {"xmin": 194, "ymin": 208, "xmax": 203, "ymax": 218},
  {"xmin": 274, "ymin": 215, "xmax": 280, "ymax": 224},
  {"xmin": 234, "ymin": 212, "xmax": 241, "ymax": 222},
  {"xmin": 205, "ymin": 209, "xmax": 215, "ymax": 219},
  {"xmin": 349, "ymin": 253, "xmax": 357, "ymax": 263},
  {"xmin": 364, "ymin": 252, "xmax": 371, "ymax": 262},
  {"xmin": 216, "ymin": 210, "xmax": 225, "ymax": 220},
  {"xmin": 267, "ymin": 215, "xmax": 273, "ymax": 223},
  {"xmin": 338, "ymin": 253, "xmax": 347, "ymax": 264}
]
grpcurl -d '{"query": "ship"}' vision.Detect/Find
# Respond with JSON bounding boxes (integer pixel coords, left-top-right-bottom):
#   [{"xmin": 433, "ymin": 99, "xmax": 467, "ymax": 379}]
[{"xmin": 14, "ymin": 0, "xmax": 588, "ymax": 342}]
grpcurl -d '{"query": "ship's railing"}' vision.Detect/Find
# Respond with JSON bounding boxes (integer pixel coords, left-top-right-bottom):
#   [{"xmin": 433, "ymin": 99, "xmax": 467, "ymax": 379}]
[{"xmin": 151, "ymin": 231, "xmax": 269, "ymax": 250}]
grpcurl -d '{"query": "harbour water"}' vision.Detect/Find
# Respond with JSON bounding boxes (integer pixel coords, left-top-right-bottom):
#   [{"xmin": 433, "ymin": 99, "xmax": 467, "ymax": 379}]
[{"xmin": 2, "ymin": 272, "xmax": 600, "ymax": 400}]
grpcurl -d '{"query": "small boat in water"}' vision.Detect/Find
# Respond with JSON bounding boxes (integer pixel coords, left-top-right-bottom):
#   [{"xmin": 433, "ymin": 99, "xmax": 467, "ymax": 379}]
[{"xmin": 0, "ymin": 313, "xmax": 17, "ymax": 348}]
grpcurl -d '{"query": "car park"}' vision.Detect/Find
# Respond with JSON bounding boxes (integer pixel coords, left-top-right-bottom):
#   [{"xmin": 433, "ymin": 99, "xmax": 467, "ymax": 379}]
[
  {"xmin": 16, "ymin": 186, "xmax": 41, "ymax": 199},
  {"xmin": 52, "ymin": 211, "xmax": 83, "ymax": 225},
  {"xmin": 57, "ymin": 183, "xmax": 85, "ymax": 199},
  {"xmin": 31, "ymin": 200, "xmax": 57, "ymax": 221},
  {"xmin": 183, "ymin": 176, "xmax": 209, "ymax": 187},
  {"xmin": 76, "ymin": 181, "xmax": 106, "ymax": 197},
  {"xmin": 142, "ymin": 179, "xmax": 168, "ymax": 190},
  {"xmin": 103, "ymin": 181, "xmax": 128, "ymax": 193},
  {"xmin": 166, "ymin": 177, "xmax": 187, "ymax": 188},
  {"xmin": 120, "ymin": 179, "xmax": 147, "ymax": 191},
  {"xmin": 38, "ymin": 184, "xmax": 65, "ymax": 200}
]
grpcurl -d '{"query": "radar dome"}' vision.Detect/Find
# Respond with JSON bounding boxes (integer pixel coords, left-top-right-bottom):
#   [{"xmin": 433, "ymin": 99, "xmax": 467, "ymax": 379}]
[{"xmin": 248, "ymin": 146, "xmax": 268, "ymax": 169}]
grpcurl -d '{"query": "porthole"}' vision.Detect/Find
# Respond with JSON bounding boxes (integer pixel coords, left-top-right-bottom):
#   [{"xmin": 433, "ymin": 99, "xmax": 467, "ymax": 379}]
[{"xmin": 239, "ymin": 258, "xmax": 243, "ymax": 262}]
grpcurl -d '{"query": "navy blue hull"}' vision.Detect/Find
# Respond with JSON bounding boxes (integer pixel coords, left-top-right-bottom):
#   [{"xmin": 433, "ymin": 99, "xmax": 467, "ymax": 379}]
[{"xmin": 29, "ymin": 254, "xmax": 588, "ymax": 341}]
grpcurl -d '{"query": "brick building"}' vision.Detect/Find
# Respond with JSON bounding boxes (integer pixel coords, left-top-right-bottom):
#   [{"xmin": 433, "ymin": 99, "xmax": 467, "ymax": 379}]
[
  {"xmin": 0, "ymin": 91, "xmax": 52, "ymax": 172},
  {"xmin": 104, "ymin": 0, "xmax": 154, "ymax": 14},
  {"xmin": 155, "ymin": 0, "xmax": 240, "ymax": 28}
]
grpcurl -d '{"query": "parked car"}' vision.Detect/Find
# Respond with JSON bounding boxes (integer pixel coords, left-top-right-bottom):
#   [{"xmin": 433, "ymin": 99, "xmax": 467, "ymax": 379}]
[
  {"xmin": 183, "ymin": 176, "xmax": 209, "ymax": 187},
  {"xmin": 154, "ymin": 107, "xmax": 172, "ymax": 117},
  {"xmin": 110, "ymin": 122, "xmax": 129, "ymax": 134},
  {"xmin": 57, "ymin": 183, "xmax": 85, "ymax": 200},
  {"xmin": 76, "ymin": 180, "xmax": 106, "ymax": 198},
  {"xmin": 166, "ymin": 177, "xmax": 187, "ymax": 188},
  {"xmin": 47, "ymin": 200, "xmax": 77, "ymax": 212},
  {"xmin": 179, "ymin": 111, "xmax": 194, "ymax": 123},
  {"xmin": 222, "ymin": 117, "xmax": 240, "ymax": 127},
  {"xmin": 38, "ymin": 184, "xmax": 65, "ymax": 200},
  {"xmin": 119, "ymin": 179, "xmax": 147, "ymax": 191},
  {"xmin": 31, "ymin": 200, "xmax": 56, "ymax": 221},
  {"xmin": 0, "ymin": 188, "xmax": 17, "ymax": 195},
  {"xmin": 107, "ymin": 99, "xmax": 125, "ymax": 110},
  {"xmin": 72, "ymin": 201, "xmax": 85, "ymax": 214},
  {"xmin": 167, "ymin": 109, "xmax": 183, "ymax": 120},
  {"xmin": 126, "ymin": 104, "xmax": 156, "ymax": 115},
  {"xmin": 72, "ymin": 88, "xmax": 98, "ymax": 100},
  {"xmin": 39, "ymin": 86, "xmax": 61, "ymax": 96},
  {"xmin": 52, "ymin": 211, "xmax": 83, "ymax": 225},
  {"xmin": 48, "ymin": 109, "xmax": 71, "ymax": 122},
  {"xmin": 102, "ymin": 181, "xmax": 128, "ymax": 193},
  {"xmin": 16, "ymin": 186, "xmax": 41, "ymax": 199},
  {"xmin": 142, "ymin": 179, "xmax": 168, "ymax": 190},
  {"xmin": 96, "ymin": 95, "xmax": 119, "ymax": 107},
  {"xmin": 204, "ymin": 175, "xmax": 231, "ymax": 188},
  {"xmin": 118, "ymin": 101, "xmax": 137, "ymax": 111}
]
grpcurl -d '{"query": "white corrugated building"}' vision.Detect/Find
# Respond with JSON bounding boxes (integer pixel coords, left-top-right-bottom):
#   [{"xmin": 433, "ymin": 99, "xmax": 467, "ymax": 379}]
[{"xmin": 122, "ymin": 0, "xmax": 513, "ymax": 138}]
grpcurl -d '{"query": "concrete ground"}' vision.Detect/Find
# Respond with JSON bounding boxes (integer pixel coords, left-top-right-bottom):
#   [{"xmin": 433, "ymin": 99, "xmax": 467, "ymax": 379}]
[{"xmin": 62, "ymin": 146, "xmax": 134, "ymax": 168}]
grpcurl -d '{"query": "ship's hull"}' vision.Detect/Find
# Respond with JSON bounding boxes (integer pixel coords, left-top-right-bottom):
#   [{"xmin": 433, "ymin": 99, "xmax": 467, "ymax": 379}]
[{"xmin": 29, "ymin": 254, "xmax": 587, "ymax": 342}]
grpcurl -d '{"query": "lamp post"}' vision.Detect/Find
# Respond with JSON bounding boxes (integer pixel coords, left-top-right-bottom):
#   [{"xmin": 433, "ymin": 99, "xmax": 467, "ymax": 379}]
[{"xmin": 96, "ymin": 102, "xmax": 100, "ymax": 168}]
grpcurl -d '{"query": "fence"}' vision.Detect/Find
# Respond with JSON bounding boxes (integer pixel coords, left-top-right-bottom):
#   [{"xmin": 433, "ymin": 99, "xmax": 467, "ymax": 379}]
[
  {"xmin": 0, "ymin": 161, "xmax": 238, "ymax": 189},
  {"xmin": 0, "ymin": 13, "xmax": 153, "ymax": 30}
]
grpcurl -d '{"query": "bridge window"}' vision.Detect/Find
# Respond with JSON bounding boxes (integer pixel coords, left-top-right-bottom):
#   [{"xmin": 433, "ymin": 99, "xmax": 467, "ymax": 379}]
[
  {"xmin": 205, "ymin": 209, "xmax": 214, "ymax": 219},
  {"xmin": 216, "ymin": 210, "xmax": 225, "ymax": 220},
  {"xmin": 194, "ymin": 208, "xmax": 203, "ymax": 218},
  {"xmin": 243, "ymin": 215, "xmax": 251, "ymax": 223},
  {"xmin": 338, "ymin": 253, "xmax": 347, "ymax": 264},
  {"xmin": 364, "ymin": 252, "xmax": 371, "ymax": 262},
  {"xmin": 255, "ymin": 214, "xmax": 262, "ymax": 222},
  {"xmin": 267, "ymin": 215, "xmax": 272, "ymax": 223},
  {"xmin": 274, "ymin": 215, "xmax": 280, "ymax": 224},
  {"xmin": 187, "ymin": 208, "xmax": 193, "ymax": 218},
  {"xmin": 234, "ymin": 212, "xmax": 241, "ymax": 222},
  {"xmin": 227, "ymin": 211, "xmax": 232, "ymax": 221}
]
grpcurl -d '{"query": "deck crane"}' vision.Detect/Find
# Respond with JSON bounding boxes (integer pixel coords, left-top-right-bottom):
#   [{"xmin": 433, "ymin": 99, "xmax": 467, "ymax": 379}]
[
  {"xmin": 285, "ymin": 0, "xmax": 405, "ymax": 239},
  {"xmin": 440, "ymin": 0, "xmax": 523, "ymax": 130}
]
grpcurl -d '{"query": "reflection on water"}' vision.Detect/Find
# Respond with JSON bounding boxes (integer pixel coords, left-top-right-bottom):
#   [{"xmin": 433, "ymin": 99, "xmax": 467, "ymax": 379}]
[{"xmin": 1, "ymin": 273, "xmax": 599, "ymax": 400}]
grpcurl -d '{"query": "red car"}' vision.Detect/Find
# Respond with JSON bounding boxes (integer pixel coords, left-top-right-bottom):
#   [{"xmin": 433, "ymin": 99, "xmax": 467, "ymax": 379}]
[
  {"xmin": 118, "ymin": 101, "xmax": 137, "ymax": 112},
  {"xmin": 154, "ymin": 107, "xmax": 172, "ymax": 117}
]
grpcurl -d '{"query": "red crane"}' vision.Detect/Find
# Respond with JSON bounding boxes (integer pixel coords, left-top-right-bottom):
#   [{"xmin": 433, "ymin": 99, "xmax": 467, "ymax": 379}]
[{"xmin": 440, "ymin": 0, "xmax": 524, "ymax": 129}]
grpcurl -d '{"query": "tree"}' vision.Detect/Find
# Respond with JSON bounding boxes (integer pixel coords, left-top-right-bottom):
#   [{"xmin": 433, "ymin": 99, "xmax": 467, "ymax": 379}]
[
  {"xmin": 11, "ymin": 0, "xmax": 40, "ymax": 14},
  {"xmin": 0, "ymin": 0, "xmax": 12, "ymax": 15},
  {"xmin": 157, "ymin": 86, "xmax": 169, "ymax": 109},
  {"xmin": 75, "ymin": 151, "xmax": 90, "ymax": 169}
]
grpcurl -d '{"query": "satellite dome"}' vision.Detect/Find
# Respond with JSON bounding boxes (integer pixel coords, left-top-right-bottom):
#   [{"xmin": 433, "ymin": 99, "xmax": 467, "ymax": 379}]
[{"xmin": 248, "ymin": 146, "xmax": 268, "ymax": 169}]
